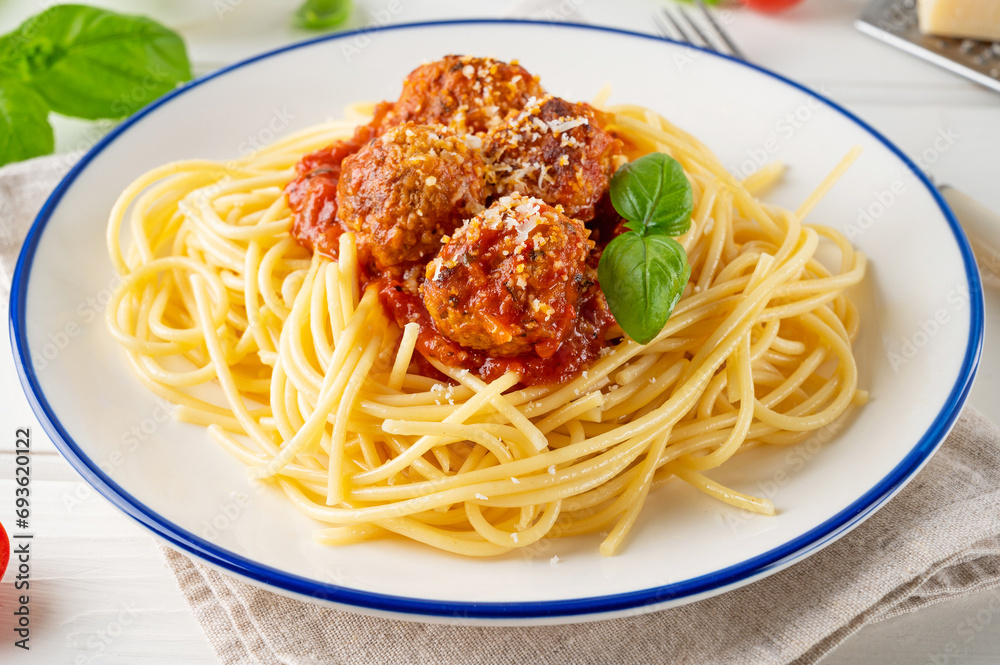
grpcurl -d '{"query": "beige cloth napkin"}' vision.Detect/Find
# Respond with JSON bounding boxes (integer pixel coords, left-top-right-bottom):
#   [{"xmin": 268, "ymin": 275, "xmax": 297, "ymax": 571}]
[{"xmin": 5, "ymin": 154, "xmax": 1000, "ymax": 665}]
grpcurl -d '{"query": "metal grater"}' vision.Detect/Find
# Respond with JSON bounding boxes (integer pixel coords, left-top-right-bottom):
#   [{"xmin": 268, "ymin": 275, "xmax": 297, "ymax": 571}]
[{"xmin": 855, "ymin": 0, "xmax": 1000, "ymax": 94}]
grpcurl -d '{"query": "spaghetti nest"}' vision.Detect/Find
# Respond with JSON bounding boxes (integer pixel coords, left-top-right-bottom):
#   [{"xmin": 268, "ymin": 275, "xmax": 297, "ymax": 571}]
[{"xmin": 106, "ymin": 104, "xmax": 866, "ymax": 557}]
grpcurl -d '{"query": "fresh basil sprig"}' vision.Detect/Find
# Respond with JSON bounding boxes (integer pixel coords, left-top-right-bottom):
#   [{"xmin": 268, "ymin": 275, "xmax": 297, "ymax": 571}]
[
  {"xmin": 0, "ymin": 4, "xmax": 191, "ymax": 167},
  {"xmin": 293, "ymin": 0, "xmax": 354, "ymax": 30},
  {"xmin": 598, "ymin": 152, "xmax": 693, "ymax": 344}
]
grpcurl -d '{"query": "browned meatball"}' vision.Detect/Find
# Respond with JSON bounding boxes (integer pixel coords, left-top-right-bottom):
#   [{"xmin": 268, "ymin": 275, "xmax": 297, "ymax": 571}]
[
  {"xmin": 422, "ymin": 194, "xmax": 594, "ymax": 359},
  {"xmin": 484, "ymin": 96, "xmax": 623, "ymax": 221},
  {"xmin": 337, "ymin": 123, "xmax": 487, "ymax": 271},
  {"xmin": 384, "ymin": 55, "xmax": 546, "ymax": 135}
]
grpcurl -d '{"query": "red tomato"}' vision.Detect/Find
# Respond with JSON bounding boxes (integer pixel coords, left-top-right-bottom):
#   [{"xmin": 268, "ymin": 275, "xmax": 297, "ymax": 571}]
[
  {"xmin": 0, "ymin": 521, "xmax": 8, "ymax": 580},
  {"xmin": 739, "ymin": 0, "xmax": 805, "ymax": 11}
]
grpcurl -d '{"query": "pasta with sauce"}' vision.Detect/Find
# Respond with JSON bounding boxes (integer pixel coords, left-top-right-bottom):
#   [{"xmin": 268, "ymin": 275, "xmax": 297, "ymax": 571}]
[{"xmin": 106, "ymin": 56, "xmax": 866, "ymax": 557}]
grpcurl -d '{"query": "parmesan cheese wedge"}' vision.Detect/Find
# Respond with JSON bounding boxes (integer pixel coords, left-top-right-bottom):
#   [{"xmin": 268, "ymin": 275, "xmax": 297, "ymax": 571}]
[{"xmin": 918, "ymin": 0, "xmax": 1000, "ymax": 41}]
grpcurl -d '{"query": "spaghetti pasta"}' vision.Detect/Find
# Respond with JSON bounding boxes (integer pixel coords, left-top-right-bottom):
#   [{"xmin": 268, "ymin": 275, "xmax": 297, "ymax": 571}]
[{"xmin": 106, "ymin": 99, "xmax": 866, "ymax": 557}]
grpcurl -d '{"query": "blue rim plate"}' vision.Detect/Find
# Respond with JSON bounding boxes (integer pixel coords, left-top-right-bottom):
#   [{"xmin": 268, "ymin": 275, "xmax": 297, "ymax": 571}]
[{"xmin": 10, "ymin": 20, "xmax": 983, "ymax": 622}]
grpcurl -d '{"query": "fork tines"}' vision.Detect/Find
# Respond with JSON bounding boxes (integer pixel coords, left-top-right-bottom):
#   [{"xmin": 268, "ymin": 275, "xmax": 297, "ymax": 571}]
[{"xmin": 653, "ymin": 0, "xmax": 745, "ymax": 60}]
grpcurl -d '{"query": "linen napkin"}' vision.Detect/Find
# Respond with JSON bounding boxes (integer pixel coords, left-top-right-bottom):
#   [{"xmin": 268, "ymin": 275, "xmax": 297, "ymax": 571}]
[{"xmin": 5, "ymin": 155, "xmax": 1000, "ymax": 665}]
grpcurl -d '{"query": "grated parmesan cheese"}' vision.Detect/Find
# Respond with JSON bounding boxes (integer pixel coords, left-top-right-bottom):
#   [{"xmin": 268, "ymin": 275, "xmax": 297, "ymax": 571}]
[{"xmin": 547, "ymin": 116, "xmax": 589, "ymax": 134}]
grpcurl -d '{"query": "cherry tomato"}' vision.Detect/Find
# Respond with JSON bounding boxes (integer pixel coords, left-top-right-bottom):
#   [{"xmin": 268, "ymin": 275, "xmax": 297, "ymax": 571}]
[
  {"xmin": 739, "ymin": 0, "xmax": 805, "ymax": 12},
  {"xmin": 0, "ymin": 521, "xmax": 8, "ymax": 580}
]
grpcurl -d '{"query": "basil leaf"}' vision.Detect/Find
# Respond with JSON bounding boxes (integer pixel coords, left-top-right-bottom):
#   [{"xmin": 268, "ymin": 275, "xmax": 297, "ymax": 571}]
[
  {"xmin": 0, "ymin": 33, "xmax": 24, "ymax": 71},
  {"xmin": 609, "ymin": 152, "xmax": 693, "ymax": 236},
  {"xmin": 7, "ymin": 5, "xmax": 191, "ymax": 120},
  {"xmin": 597, "ymin": 232, "xmax": 690, "ymax": 345},
  {"xmin": 0, "ymin": 78, "xmax": 54, "ymax": 167},
  {"xmin": 294, "ymin": 0, "xmax": 353, "ymax": 30}
]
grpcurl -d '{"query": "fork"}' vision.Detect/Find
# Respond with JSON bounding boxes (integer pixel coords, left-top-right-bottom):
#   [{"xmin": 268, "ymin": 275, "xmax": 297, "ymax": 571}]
[
  {"xmin": 652, "ymin": 1, "xmax": 1000, "ymax": 282},
  {"xmin": 651, "ymin": 0, "xmax": 745, "ymax": 60}
]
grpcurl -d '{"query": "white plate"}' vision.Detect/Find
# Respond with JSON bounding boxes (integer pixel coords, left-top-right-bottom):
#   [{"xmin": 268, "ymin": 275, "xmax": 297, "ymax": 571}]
[{"xmin": 10, "ymin": 20, "xmax": 983, "ymax": 624}]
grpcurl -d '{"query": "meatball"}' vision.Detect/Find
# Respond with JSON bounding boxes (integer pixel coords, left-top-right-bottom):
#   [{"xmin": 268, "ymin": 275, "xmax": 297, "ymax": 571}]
[
  {"xmin": 484, "ymin": 96, "xmax": 623, "ymax": 221},
  {"xmin": 422, "ymin": 194, "xmax": 594, "ymax": 359},
  {"xmin": 337, "ymin": 123, "xmax": 487, "ymax": 271},
  {"xmin": 385, "ymin": 55, "xmax": 546, "ymax": 135}
]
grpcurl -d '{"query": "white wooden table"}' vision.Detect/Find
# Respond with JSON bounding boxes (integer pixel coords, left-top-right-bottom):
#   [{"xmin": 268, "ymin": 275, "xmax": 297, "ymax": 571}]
[{"xmin": 1, "ymin": 0, "xmax": 999, "ymax": 662}]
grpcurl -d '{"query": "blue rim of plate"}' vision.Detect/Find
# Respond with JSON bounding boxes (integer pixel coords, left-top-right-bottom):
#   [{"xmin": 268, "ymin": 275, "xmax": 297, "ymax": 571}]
[{"xmin": 9, "ymin": 19, "xmax": 984, "ymax": 620}]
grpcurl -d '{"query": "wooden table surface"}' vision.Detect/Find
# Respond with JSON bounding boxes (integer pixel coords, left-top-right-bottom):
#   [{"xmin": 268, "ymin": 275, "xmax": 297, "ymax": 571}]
[{"xmin": 1, "ymin": 0, "xmax": 999, "ymax": 662}]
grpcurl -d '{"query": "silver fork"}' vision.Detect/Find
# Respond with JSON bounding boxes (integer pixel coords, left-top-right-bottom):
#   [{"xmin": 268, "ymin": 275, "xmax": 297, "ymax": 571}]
[{"xmin": 652, "ymin": 0, "xmax": 745, "ymax": 60}]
